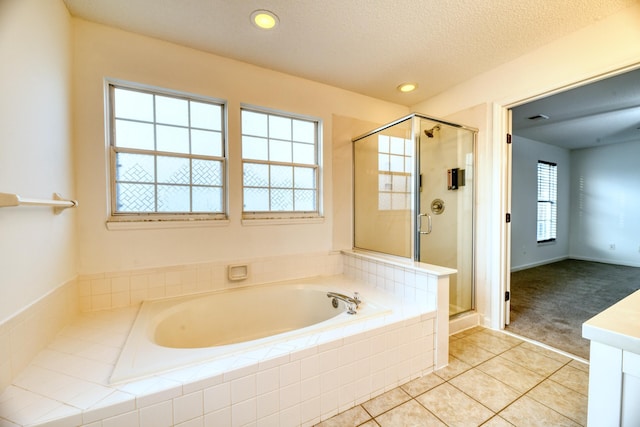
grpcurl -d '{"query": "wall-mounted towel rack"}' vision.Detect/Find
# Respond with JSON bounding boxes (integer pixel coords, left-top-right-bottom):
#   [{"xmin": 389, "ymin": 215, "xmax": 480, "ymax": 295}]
[{"xmin": 0, "ymin": 192, "xmax": 78, "ymax": 214}]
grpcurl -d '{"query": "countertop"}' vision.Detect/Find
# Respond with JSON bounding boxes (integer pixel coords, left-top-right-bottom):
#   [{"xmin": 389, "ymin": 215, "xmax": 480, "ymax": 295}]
[{"xmin": 582, "ymin": 289, "xmax": 640, "ymax": 354}]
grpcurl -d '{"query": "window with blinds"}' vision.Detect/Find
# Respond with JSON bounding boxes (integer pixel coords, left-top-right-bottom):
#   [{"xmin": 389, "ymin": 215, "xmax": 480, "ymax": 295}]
[{"xmin": 537, "ymin": 160, "xmax": 557, "ymax": 243}]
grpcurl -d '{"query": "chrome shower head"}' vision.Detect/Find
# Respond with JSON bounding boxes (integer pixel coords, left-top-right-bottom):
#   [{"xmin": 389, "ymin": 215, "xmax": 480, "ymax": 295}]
[{"xmin": 424, "ymin": 125, "xmax": 441, "ymax": 138}]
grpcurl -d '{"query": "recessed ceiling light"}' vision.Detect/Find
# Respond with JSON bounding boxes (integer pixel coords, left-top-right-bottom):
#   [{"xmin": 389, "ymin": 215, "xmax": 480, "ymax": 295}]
[
  {"xmin": 251, "ymin": 10, "xmax": 279, "ymax": 30},
  {"xmin": 397, "ymin": 83, "xmax": 418, "ymax": 93}
]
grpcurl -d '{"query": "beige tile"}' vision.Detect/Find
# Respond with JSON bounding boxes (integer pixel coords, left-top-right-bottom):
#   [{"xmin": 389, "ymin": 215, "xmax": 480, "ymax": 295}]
[
  {"xmin": 457, "ymin": 330, "xmax": 522, "ymax": 354},
  {"xmin": 400, "ymin": 373, "xmax": 444, "ymax": 397},
  {"xmin": 527, "ymin": 379, "xmax": 588, "ymax": 425},
  {"xmin": 517, "ymin": 341, "xmax": 572, "ymax": 364},
  {"xmin": 477, "ymin": 355, "xmax": 544, "ymax": 393},
  {"xmin": 449, "ymin": 369, "xmax": 520, "ymax": 412},
  {"xmin": 500, "ymin": 396, "xmax": 580, "ymax": 427},
  {"xmin": 500, "ymin": 345, "xmax": 565, "ymax": 376},
  {"xmin": 315, "ymin": 405, "xmax": 371, "ymax": 427},
  {"xmin": 416, "ymin": 383, "xmax": 494, "ymax": 427},
  {"xmin": 549, "ymin": 365, "xmax": 589, "ymax": 396},
  {"xmin": 375, "ymin": 399, "xmax": 445, "ymax": 427},
  {"xmin": 453, "ymin": 326, "xmax": 485, "ymax": 338},
  {"xmin": 449, "ymin": 340, "xmax": 497, "ymax": 367},
  {"xmin": 568, "ymin": 359, "xmax": 589, "ymax": 373},
  {"xmin": 481, "ymin": 415, "xmax": 514, "ymax": 426},
  {"xmin": 434, "ymin": 356, "xmax": 471, "ymax": 381},
  {"xmin": 361, "ymin": 387, "xmax": 410, "ymax": 418},
  {"xmin": 359, "ymin": 421, "xmax": 379, "ymax": 427}
]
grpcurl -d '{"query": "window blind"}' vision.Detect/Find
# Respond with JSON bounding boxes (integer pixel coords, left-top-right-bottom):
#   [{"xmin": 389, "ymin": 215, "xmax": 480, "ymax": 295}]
[{"xmin": 537, "ymin": 160, "xmax": 557, "ymax": 242}]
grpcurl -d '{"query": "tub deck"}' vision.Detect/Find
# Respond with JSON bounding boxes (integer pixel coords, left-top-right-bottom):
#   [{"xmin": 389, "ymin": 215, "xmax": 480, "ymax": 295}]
[{"xmin": 0, "ymin": 275, "xmax": 439, "ymax": 427}]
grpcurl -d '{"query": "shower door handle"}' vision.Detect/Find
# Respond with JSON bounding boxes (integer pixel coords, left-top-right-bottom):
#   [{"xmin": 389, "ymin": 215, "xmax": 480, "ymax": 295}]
[{"xmin": 418, "ymin": 213, "xmax": 432, "ymax": 235}]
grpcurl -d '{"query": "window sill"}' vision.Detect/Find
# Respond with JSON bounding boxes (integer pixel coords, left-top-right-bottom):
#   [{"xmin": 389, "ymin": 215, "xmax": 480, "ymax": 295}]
[{"xmin": 106, "ymin": 218, "xmax": 230, "ymax": 230}]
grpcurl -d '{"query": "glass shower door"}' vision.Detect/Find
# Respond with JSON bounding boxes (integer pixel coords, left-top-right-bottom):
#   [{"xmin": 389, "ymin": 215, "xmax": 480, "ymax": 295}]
[{"xmin": 417, "ymin": 118, "xmax": 475, "ymax": 316}]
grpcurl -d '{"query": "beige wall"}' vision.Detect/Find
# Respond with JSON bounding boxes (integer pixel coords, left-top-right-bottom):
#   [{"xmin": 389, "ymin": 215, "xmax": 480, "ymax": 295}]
[
  {"xmin": 412, "ymin": 3, "xmax": 640, "ymax": 328},
  {"xmin": 0, "ymin": 0, "xmax": 76, "ymax": 322},
  {"xmin": 71, "ymin": 19, "xmax": 408, "ymax": 275}
]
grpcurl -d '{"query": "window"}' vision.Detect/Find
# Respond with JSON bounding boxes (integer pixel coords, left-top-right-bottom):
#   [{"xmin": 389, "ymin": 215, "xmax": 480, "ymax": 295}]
[
  {"xmin": 108, "ymin": 82, "xmax": 226, "ymax": 220},
  {"xmin": 537, "ymin": 160, "xmax": 557, "ymax": 242},
  {"xmin": 241, "ymin": 107, "xmax": 320, "ymax": 217},
  {"xmin": 378, "ymin": 135, "xmax": 412, "ymax": 210}
]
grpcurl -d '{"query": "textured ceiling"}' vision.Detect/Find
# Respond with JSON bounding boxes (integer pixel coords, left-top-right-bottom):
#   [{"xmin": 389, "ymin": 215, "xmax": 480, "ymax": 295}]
[{"xmin": 62, "ymin": 0, "xmax": 638, "ymax": 106}]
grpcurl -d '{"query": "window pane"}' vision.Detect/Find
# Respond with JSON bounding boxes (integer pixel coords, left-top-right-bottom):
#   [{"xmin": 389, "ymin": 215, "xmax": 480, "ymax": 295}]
[
  {"xmin": 116, "ymin": 183, "xmax": 155, "ymax": 212},
  {"xmin": 378, "ymin": 135, "xmax": 389, "ymax": 153},
  {"xmin": 114, "ymin": 88, "xmax": 153, "ymax": 122},
  {"xmin": 378, "ymin": 193, "xmax": 391, "ymax": 210},
  {"xmin": 157, "ymin": 125, "xmax": 189, "ymax": 154},
  {"xmin": 191, "ymin": 129, "xmax": 222, "ymax": 157},
  {"xmin": 269, "ymin": 115, "xmax": 291, "ymax": 140},
  {"xmin": 390, "ymin": 137, "xmax": 405, "ymax": 155},
  {"xmin": 271, "ymin": 165, "xmax": 293, "ymax": 188},
  {"xmin": 294, "ymin": 167, "xmax": 315, "ymax": 188},
  {"xmin": 378, "ymin": 153, "xmax": 390, "ymax": 171},
  {"xmin": 193, "ymin": 159, "xmax": 221, "ymax": 186},
  {"xmin": 379, "ymin": 174, "xmax": 391, "ymax": 191},
  {"xmin": 271, "ymin": 189, "xmax": 293, "ymax": 211},
  {"xmin": 269, "ymin": 139, "xmax": 292, "ymax": 162},
  {"xmin": 243, "ymin": 163, "xmax": 269, "ymax": 187},
  {"xmin": 242, "ymin": 136, "xmax": 268, "ymax": 161},
  {"xmin": 294, "ymin": 189, "xmax": 316, "ymax": 211},
  {"xmin": 157, "ymin": 156, "xmax": 190, "ymax": 184},
  {"xmin": 156, "ymin": 95, "xmax": 188, "ymax": 126},
  {"xmin": 244, "ymin": 187, "xmax": 269, "ymax": 211},
  {"xmin": 116, "ymin": 153, "xmax": 154, "ymax": 183},
  {"xmin": 389, "ymin": 155, "xmax": 404, "ymax": 172},
  {"xmin": 242, "ymin": 110, "xmax": 268, "ymax": 137},
  {"xmin": 191, "ymin": 101, "xmax": 221, "ymax": 130},
  {"xmin": 115, "ymin": 120, "xmax": 154, "ymax": 150},
  {"xmin": 292, "ymin": 120, "xmax": 314, "ymax": 143},
  {"xmin": 292, "ymin": 142, "xmax": 315, "ymax": 164},
  {"xmin": 193, "ymin": 186, "xmax": 222, "ymax": 212},
  {"xmin": 157, "ymin": 185, "xmax": 189, "ymax": 212}
]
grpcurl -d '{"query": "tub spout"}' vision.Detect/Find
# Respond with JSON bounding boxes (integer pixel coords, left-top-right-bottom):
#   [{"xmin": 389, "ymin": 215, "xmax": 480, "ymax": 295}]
[{"xmin": 327, "ymin": 291, "xmax": 361, "ymax": 315}]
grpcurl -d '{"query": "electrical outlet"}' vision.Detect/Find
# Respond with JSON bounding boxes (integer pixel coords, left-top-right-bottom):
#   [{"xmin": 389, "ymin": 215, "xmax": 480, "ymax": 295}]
[{"xmin": 609, "ymin": 243, "xmax": 616, "ymax": 250}]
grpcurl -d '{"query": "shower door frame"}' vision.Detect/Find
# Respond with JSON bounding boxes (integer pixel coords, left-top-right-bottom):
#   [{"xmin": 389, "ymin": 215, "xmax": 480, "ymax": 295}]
[{"xmin": 351, "ymin": 113, "xmax": 478, "ymax": 268}]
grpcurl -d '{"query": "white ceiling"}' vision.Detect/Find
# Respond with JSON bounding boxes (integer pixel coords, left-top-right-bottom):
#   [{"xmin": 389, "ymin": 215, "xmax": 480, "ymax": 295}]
[
  {"xmin": 512, "ymin": 68, "xmax": 640, "ymax": 150},
  {"xmin": 62, "ymin": 0, "xmax": 637, "ymax": 106}
]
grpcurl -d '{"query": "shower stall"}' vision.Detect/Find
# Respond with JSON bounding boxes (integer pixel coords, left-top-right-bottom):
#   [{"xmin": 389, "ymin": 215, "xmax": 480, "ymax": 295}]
[{"xmin": 352, "ymin": 113, "xmax": 477, "ymax": 317}]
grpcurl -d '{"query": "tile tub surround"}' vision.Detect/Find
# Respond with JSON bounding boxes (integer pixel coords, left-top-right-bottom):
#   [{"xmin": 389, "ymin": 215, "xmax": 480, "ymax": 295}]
[
  {"xmin": 77, "ymin": 252, "xmax": 343, "ymax": 313},
  {"xmin": 0, "ymin": 275, "xmax": 439, "ymax": 426},
  {"xmin": 342, "ymin": 250, "xmax": 454, "ymax": 370},
  {"xmin": 0, "ymin": 278, "xmax": 78, "ymax": 392}
]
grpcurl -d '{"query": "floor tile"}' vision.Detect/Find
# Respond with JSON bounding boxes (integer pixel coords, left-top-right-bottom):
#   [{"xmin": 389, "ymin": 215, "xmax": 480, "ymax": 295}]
[
  {"xmin": 361, "ymin": 387, "xmax": 410, "ymax": 418},
  {"xmin": 526, "ymin": 379, "xmax": 588, "ymax": 425},
  {"xmin": 457, "ymin": 330, "xmax": 522, "ymax": 354},
  {"xmin": 481, "ymin": 415, "xmax": 514, "ymax": 426},
  {"xmin": 434, "ymin": 356, "xmax": 471, "ymax": 381},
  {"xmin": 499, "ymin": 396, "xmax": 580, "ymax": 427},
  {"xmin": 416, "ymin": 383, "xmax": 494, "ymax": 427},
  {"xmin": 476, "ymin": 356, "xmax": 544, "ymax": 394},
  {"xmin": 568, "ymin": 359, "xmax": 590, "ymax": 373},
  {"xmin": 449, "ymin": 368, "xmax": 520, "ymax": 412},
  {"xmin": 500, "ymin": 345, "xmax": 565, "ymax": 377},
  {"xmin": 517, "ymin": 341, "xmax": 572, "ymax": 364},
  {"xmin": 448, "ymin": 340, "xmax": 496, "ymax": 367},
  {"xmin": 400, "ymin": 373, "xmax": 444, "ymax": 397},
  {"xmin": 314, "ymin": 405, "xmax": 371, "ymax": 427},
  {"xmin": 549, "ymin": 365, "xmax": 589, "ymax": 396},
  {"xmin": 375, "ymin": 399, "xmax": 445, "ymax": 427}
]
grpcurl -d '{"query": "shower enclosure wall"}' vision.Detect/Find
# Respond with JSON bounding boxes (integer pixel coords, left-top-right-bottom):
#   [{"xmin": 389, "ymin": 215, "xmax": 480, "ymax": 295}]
[{"xmin": 352, "ymin": 114, "xmax": 476, "ymax": 317}]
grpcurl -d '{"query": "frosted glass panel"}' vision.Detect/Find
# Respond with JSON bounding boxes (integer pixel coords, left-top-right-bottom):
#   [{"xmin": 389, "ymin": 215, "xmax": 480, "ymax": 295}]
[
  {"xmin": 116, "ymin": 153, "xmax": 154, "ymax": 183},
  {"xmin": 157, "ymin": 156, "xmax": 190, "ymax": 184},
  {"xmin": 157, "ymin": 185, "xmax": 189, "ymax": 211}
]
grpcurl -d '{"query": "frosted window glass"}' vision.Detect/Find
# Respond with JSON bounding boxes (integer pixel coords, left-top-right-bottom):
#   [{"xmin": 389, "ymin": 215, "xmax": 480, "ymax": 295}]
[
  {"xmin": 157, "ymin": 156, "xmax": 190, "ymax": 184},
  {"xmin": 115, "ymin": 120, "xmax": 154, "ymax": 150},
  {"xmin": 269, "ymin": 139, "xmax": 292, "ymax": 162},
  {"xmin": 292, "ymin": 142, "xmax": 315, "ymax": 165},
  {"xmin": 157, "ymin": 125, "xmax": 189, "ymax": 154},
  {"xmin": 292, "ymin": 119, "xmax": 314, "ymax": 143},
  {"xmin": 242, "ymin": 136, "xmax": 268, "ymax": 160},
  {"xmin": 244, "ymin": 188, "xmax": 269, "ymax": 211},
  {"xmin": 114, "ymin": 88, "xmax": 153, "ymax": 122},
  {"xmin": 156, "ymin": 96, "xmax": 188, "ymax": 126},
  {"xmin": 157, "ymin": 185, "xmax": 190, "ymax": 212},
  {"xmin": 269, "ymin": 115, "xmax": 291, "ymax": 140},
  {"xmin": 191, "ymin": 102, "xmax": 221, "ymax": 130},
  {"xmin": 242, "ymin": 111, "xmax": 268, "ymax": 137},
  {"xmin": 191, "ymin": 129, "xmax": 222, "ymax": 156}
]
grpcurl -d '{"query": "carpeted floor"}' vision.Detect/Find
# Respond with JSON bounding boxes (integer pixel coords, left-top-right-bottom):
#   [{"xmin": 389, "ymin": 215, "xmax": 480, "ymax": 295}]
[{"xmin": 506, "ymin": 259, "xmax": 640, "ymax": 360}]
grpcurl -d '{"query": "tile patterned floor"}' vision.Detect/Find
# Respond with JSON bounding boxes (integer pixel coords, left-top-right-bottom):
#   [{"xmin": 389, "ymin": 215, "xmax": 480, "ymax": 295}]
[{"xmin": 316, "ymin": 327, "xmax": 589, "ymax": 426}]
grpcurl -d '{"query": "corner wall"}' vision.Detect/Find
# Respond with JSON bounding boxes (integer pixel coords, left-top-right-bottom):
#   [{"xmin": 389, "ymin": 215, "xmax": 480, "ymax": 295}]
[{"xmin": 0, "ymin": 0, "xmax": 77, "ymax": 387}]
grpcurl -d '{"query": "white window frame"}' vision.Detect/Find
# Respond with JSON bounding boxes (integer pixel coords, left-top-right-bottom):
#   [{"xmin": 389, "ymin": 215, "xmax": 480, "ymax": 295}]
[
  {"xmin": 537, "ymin": 160, "xmax": 557, "ymax": 243},
  {"xmin": 106, "ymin": 79, "xmax": 228, "ymax": 223},
  {"xmin": 240, "ymin": 105, "xmax": 322, "ymax": 220}
]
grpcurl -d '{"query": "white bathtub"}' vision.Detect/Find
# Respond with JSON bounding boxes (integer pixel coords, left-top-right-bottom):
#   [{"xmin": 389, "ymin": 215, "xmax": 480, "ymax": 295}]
[{"xmin": 111, "ymin": 280, "xmax": 390, "ymax": 383}]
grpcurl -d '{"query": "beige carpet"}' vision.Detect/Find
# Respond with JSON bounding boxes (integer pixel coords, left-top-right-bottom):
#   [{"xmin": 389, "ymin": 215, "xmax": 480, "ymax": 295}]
[{"xmin": 506, "ymin": 259, "xmax": 640, "ymax": 359}]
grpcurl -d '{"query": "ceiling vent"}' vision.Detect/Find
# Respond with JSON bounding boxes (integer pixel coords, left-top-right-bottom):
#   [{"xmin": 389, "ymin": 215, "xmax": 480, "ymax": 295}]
[{"xmin": 527, "ymin": 114, "xmax": 550, "ymax": 120}]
